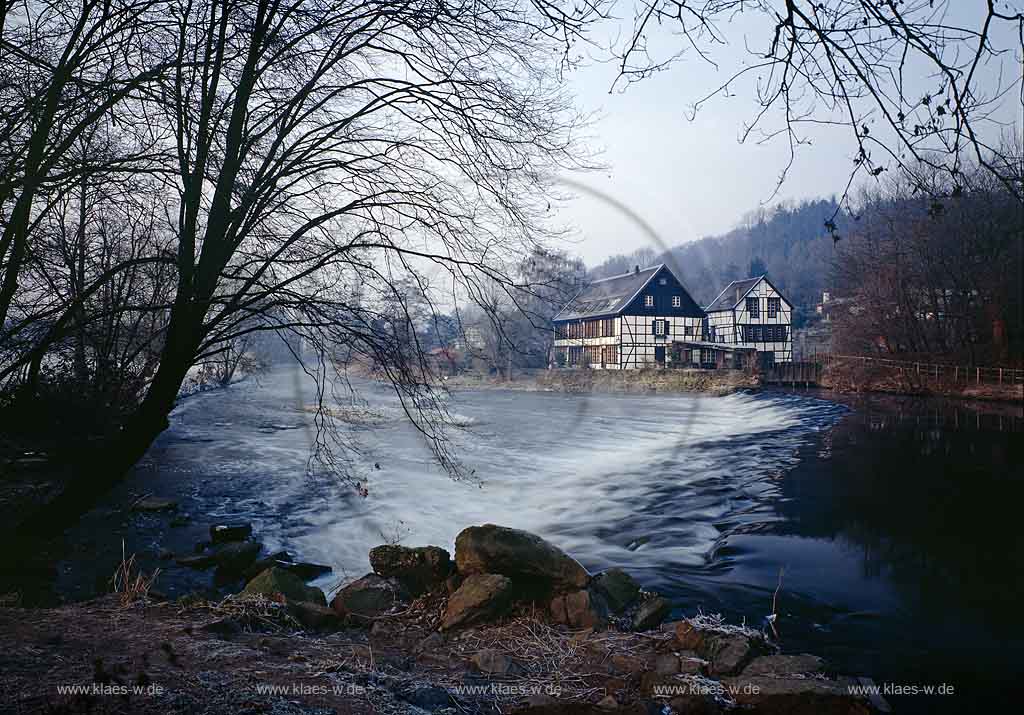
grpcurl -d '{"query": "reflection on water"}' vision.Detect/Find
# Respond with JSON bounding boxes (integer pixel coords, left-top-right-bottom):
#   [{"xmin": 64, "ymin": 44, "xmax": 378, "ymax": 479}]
[{"xmin": 33, "ymin": 370, "xmax": 1024, "ymax": 712}]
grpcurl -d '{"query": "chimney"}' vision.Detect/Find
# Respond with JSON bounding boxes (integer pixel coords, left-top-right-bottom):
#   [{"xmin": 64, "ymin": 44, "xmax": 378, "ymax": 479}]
[
  {"xmin": 735, "ymin": 287, "xmax": 741, "ymax": 304},
  {"xmin": 634, "ymin": 265, "xmax": 640, "ymax": 275}
]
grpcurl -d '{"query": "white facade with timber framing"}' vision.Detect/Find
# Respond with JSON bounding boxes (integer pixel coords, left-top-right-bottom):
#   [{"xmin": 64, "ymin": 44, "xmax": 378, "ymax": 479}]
[
  {"xmin": 552, "ymin": 264, "xmax": 705, "ymax": 369},
  {"xmin": 704, "ymin": 275, "xmax": 793, "ymax": 364}
]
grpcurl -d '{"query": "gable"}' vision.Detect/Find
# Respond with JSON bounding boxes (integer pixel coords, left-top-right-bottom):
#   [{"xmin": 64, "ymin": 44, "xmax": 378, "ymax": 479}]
[{"xmin": 620, "ymin": 266, "xmax": 704, "ymax": 317}]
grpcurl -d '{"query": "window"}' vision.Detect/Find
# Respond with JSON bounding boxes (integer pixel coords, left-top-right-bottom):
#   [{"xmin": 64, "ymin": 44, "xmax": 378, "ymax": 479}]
[
  {"xmin": 644, "ymin": 294, "xmax": 654, "ymax": 308},
  {"xmin": 744, "ymin": 325, "xmax": 765, "ymax": 342},
  {"xmin": 672, "ymin": 295, "xmax": 681, "ymax": 308},
  {"xmin": 659, "ymin": 278, "xmax": 667, "ymax": 285},
  {"xmin": 768, "ymin": 297, "xmax": 780, "ymax": 318},
  {"xmin": 652, "ymin": 319, "xmax": 667, "ymax": 336},
  {"xmin": 746, "ymin": 297, "xmax": 759, "ymax": 318}
]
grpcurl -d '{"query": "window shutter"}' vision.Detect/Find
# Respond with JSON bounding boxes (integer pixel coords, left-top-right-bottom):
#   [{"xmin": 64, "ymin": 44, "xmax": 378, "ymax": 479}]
[{"xmin": 651, "ymin": 320, "xmax": 657, "ymax": 335}]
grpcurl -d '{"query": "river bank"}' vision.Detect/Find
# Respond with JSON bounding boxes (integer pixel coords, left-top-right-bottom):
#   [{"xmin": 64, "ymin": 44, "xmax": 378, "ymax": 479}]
[
  {"xmin": 443, "ymin": 368, "xmax": 757, "ymax": 395},
  {"xmin": 444, "ymin": 364, "xmax": 1022, "ymax": 402},
  {"xmin": 0, "ymin": 525, "xmax": 880, "ymax": 715}
]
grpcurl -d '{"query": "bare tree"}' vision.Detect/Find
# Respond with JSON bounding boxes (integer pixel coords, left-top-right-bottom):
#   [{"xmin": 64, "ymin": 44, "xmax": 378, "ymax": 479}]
[
  {"xmin": 93, "ymin": 0, "xmax": 589, "ymax": 483},
  {"xmin": 614, "ymin": 1, "xmax": 1024, "ymax": 209},
  {"xmin": 0, "ymin": 0, "xmax": 174, "ymax": 331}
]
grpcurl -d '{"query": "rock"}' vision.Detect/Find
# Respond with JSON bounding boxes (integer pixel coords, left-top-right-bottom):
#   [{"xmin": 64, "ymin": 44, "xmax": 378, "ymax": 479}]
[
  {"xmin": 242, "ymin": 552, "xmax": 292, "ymax": 581},
  {"xmin": 330, "ymin": 573, "xmax": 406, "ymax": 619},
  {"xmin": 673, "ymin": 620, "xmax": 707, "ymax": 651},
  {"xmin": 454, "ymin": 524, "xmax": 589, "ymax": 591},
  {"xmin": 445, "ymin": 572, "xmax": 462, "ymax": 595},
  {"xmin": 472, "ymin": 648, "xmax": 515, "ymax": 674},
  {"xmin": 632, "ymin": 596, "xmax": 671, "ymax": 631},
  {"xmin": 742, "ymin": 654, "xmax": 825, "ymax": 677},
  {"xmin": 610, "ymin": 653, "xmax": 647, "ymax": 675},
  {"xmin": 201, "ymin": 617, "xmax": 242, "ymax": 637},
  {"xmin": 441, "ymin": 573, "xmax": 512, "ymax": 630},
  {"xmin": 369, "ymin": 544, "xmax": 452, "ymax": 595},
  {"xmin": 721, "ymin": 676, "xmax": 872, "ymax": 715},
  {"xmin": 596, "ymin": 695, "xmax": 618, "ymax": 709},
  {"xmin": 212, "ymin": 541, "xmax": 261, "ymax": 576},
  {"xmin": 706, "ymin": 634, "xmax": 751, "ymax": 676},
  {"xmin": 175, "ymin": 552, "xmax": 217, "ymax": 570},
  {"xmin": 400, "ymin": 685, "xmax": 453, "ymax": 711},
  {"xmin": 592, "ymin": 568, "xmax": 640, "ymax": 613},
  {"xmin": 242, "ymin": 567, "xmax": 327, "ymax": 606},
  {"xmin": 287, "ymin": 600, "xmax": 342, "ymax": 631},
  {"xmin": 209, "ymin": 523, "xmax": 253, "ymax": 543},
  {"xmin": 550, "ymin": 588, "xmax": 610, "ymax": 629},
  {"xmin": 653, "ymin": 653, "xmax": 680, "ymax": 675},
  {"xmin": 132, "ymin": 496, "xmax": 177, "ymax": 512},
  {"xmin": 279, "ymin": 561, "xmax": 332, "ymax": 581}
]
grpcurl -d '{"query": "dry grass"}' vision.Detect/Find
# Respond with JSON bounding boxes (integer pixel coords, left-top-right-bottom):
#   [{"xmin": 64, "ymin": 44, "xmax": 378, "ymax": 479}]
[
  {"xmin": 110, "ymin": 541, "xmax": 161, "ymax": 607},
  {"xmin": 177, "ymin": 592, "xmax": 303, "ymax": 632}
]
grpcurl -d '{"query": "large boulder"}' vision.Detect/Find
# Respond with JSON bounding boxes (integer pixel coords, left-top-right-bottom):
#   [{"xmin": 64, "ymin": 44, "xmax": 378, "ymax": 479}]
[
  {"xmin": 591, "ymin": 568, "xmax": 640, "ymax": 613},
  {"xmin": 210, "ymin": 523, "xmax": 253, "ymax": 543},
  {"xmin": 243, "ymin": 567, "xmax": 327, "ymax": 606},
  {"xmin": 286, "ymin": 600, "xmax": 342, "ymax": 631},
  {"xmin": 441, "ymin": 573, "xmax": 512, "ymax": 630},
  {"xmin": 132, "ymin": 496, "xmax": 178, "ymax": 512},
  {"xmin": 550, "ymin": 588, "xmax": 610, "ymax": 629},
  {"xmin": 330, "ymin": 573, "xmax": 406, "ymax": 619},
  {"xmin": 454, "ymin": 524, "xmax": 589, "ymax": 591},
  {"xmin": 213, "ymin": 541, "xmax": 261, "ymax": 576},
  {"xmin": 742, "ymin": 654, "xmax": 825, "ymax": 678},
  {"xmin": 705, "ymin": 634, "xmax": 752, "ymax": 676},
  {"xmin": 369, "ymin": 544, "xmax": 452, "ymax": 595},
  {"xmin": 721, "ymin": 675, "xmax": 872, "ymax": 715},
  {"xmin": 632, "ymin": 596, "xmax": 671, "ymax": 631},
  {"xmin": 673, "ymin": 620, "xmax": 708, "ymax": 651}
]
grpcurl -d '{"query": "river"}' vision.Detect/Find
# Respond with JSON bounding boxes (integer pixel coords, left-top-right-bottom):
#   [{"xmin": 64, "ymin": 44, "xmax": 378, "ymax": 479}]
[{"xmin": 31, "ymin": 366, "xmax": 1024, "ymax": 712}]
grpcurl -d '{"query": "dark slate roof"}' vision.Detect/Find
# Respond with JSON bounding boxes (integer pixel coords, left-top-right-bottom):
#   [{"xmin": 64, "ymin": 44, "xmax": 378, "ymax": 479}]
[
  {"xmin": 553, "ymin": 265, "xmax": 662, "ymax": 321},
  {"xmin": 705, "ymin": 276, "xmax": 764, "ymax": 312}
]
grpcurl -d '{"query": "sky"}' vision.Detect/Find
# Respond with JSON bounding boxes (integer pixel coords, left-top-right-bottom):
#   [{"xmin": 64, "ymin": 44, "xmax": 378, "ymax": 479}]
[{"xmin": 551, "ymin": 2, "xmax": 1024, "ymax": 266}]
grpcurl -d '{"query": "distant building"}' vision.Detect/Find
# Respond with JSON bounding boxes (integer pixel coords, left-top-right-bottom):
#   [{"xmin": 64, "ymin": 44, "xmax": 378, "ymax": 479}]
[
  {"xmin": 552, "ymin": 264, "xmax": 704, "ymax": 368},
  {"xmin": 552, "ymin": 265, "xmax": 795, "ymax": 369},
  {"xmin": 703, "ymin": 275, "xmax": 793, "ymax": 365}
]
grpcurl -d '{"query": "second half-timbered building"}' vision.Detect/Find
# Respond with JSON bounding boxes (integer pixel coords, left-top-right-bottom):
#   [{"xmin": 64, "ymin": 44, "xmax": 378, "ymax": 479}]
[{"xmin": 704, "ymin": 275, "xmax": 793, "ymax": 364}]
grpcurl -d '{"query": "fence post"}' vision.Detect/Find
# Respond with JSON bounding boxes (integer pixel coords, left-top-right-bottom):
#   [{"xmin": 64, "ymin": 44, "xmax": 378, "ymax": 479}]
[
  {"xmin": 999, "ymin": 368, "xmax": 1003, "ymax": 385},
  {"xmin": 955, "ymin": 366, "xmax": 958, "ymax": 382},
  {"xmin": 976, "ymin": 367, "xmax": 980, "ymax": 384}
]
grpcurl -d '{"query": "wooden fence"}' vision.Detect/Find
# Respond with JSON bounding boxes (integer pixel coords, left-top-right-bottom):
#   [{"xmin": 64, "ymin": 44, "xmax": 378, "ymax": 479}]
[{"xmin": 812, "ymin": 353, "xmax": 1024, "ymax": 386}]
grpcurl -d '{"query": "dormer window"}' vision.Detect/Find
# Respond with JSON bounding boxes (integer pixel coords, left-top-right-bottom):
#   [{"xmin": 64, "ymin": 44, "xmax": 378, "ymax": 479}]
[
  {"xmin": 644, "ymin": 295, "xmax": 654, "ymax": 307},
  {"xmin": 672, "ymin": 296, "xmax": 681, "ymax": 308}
]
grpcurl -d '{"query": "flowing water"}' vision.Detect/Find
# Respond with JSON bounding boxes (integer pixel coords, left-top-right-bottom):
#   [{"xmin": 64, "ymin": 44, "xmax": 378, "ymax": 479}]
[{"xmin": 30, "ymin": 366, "xmax": 1024, "ymax": 712}]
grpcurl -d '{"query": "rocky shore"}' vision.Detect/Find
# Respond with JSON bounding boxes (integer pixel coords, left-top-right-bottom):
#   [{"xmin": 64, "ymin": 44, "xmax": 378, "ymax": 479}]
[{"xmin": 1, "ymin": 523, "xmax": 883, "ymax": 714}]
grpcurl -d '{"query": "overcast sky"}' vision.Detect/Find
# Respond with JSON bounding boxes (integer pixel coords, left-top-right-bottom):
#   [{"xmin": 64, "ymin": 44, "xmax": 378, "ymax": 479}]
[{"xmin": 552, "ymin": 3, "xmax": 1023, "ymax": 266}]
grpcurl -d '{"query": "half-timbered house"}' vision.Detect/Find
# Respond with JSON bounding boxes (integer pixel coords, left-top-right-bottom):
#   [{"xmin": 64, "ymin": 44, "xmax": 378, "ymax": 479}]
[
  {"xmin": 552, "ymin": 264, "xmax": 705, "ymax": 369},
  {"xmin": 704, "ymin": 275, "xmax": 793, "ymax": 364}
]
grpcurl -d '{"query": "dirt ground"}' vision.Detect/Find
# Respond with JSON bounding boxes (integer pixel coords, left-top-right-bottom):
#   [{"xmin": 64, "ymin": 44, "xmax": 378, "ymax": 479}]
[{"xmin": 0, "ymin": 594, "xmax": 679, "ymax": 715}]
